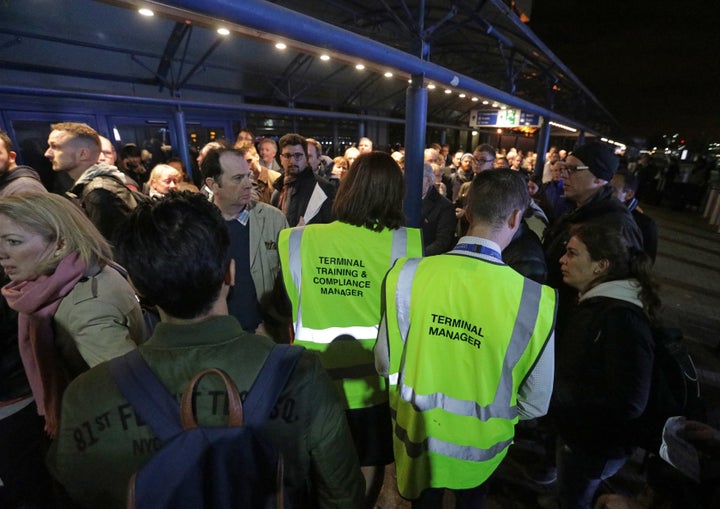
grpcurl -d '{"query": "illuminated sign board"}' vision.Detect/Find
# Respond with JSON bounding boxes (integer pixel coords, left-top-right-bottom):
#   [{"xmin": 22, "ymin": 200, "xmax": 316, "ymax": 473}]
[{"xmin": 469, "ymin": 109, "xmax": 541, "ymax": 128}]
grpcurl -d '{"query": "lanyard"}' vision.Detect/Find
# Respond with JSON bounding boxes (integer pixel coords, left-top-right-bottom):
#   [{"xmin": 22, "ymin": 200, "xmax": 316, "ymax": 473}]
[{"xmin": 453, "ymin": 243, "xmax": 502, "ymax": 261}]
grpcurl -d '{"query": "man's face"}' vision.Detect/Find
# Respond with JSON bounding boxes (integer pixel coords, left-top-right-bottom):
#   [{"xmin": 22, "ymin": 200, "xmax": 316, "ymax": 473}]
[
  {"xmin": 562, "ymin": 155, "xmax": 604, "ymax": 205},
  {"xmin": 452, "ymin": 152, "xmax": 462, "ymax": 168},
  {"xmin": 358, "ymin": 138, "xmax": 372, "ymax": 153},
  {"xmin": 279, "ymin": 144, "xmax": 307, "ymax": 175},
  {"xmin": 98, "ymin": 137, "xmax": 116, "ymax": 165},
  {"xmin": 0, "ymin": 140, "xmax": 16, "ymax": 174},
  {"xmin": 474, "ymin": 150, "xmax": 495, "ymax": 172},
  {"xmin": 45, "ymin": 130, "xmax": 80, "ymax": 173},
  {"xmin": 551, "ymin": 161, "xmax": 564, "ymax": 181},
  {"xmin": 259, "ymin": 142, "xmax": 276, "ymax": 164},
  {"xmin": 210, "ymin": 152, "xmax": 254, "ymax": 211},
  {"xmin": 307, "ymin": 143, "xmax": 320, "ymax": 171}
]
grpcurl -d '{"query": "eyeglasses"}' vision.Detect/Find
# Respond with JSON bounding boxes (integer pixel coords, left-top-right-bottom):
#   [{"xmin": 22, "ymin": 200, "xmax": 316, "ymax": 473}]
[
  {"xmin": 560, "ymin": 165, "xmax": 589, "ymax": 176},
  {"xmin": 280, "ymin": 152, "xmax": 305, "ymax": 160}
]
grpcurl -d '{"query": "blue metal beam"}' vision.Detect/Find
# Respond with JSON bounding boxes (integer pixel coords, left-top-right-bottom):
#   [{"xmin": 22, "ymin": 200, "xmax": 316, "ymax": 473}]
[{"xmin": 148, "ymin": 0, "xmax": 588, "ymax": 132}]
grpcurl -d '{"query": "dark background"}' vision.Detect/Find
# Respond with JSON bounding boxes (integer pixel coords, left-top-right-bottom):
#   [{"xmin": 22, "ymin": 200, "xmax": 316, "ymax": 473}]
[{"xmin": 530, "ymin": 0, "xmax": 720, "ymax": 148}]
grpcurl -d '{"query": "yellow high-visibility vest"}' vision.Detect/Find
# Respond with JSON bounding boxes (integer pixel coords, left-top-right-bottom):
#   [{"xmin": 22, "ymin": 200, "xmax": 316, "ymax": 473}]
[
  {"xmin": 279, "ymin": 221, "xmax": 422, "ymax": 410},
  {"xmin": 381, "ymin": 249, "xmax": 556, "ymax": 499}
]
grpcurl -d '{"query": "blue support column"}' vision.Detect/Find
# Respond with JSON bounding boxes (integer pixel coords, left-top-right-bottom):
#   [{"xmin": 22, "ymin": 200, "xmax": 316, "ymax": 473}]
[
  {"xmin": 576, "ymin": 130, "xmax": 586, "ymax": 149},
  {"xmin": 173, "ymin": 106, "xmax": 192, "ymax": 181},
  {"xmin": 534, "ymin": 116, "xmax": 551, "ymax": 179},
  {"xmin": 404, "ymin": 74, "xmax": 428, "ymax": 228}
]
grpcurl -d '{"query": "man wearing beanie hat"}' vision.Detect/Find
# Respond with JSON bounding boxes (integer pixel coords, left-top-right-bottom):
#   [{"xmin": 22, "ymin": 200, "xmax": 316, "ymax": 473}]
[{"xmin": 542, "ymin": 140, "xmax": 643, "ymax": 334}]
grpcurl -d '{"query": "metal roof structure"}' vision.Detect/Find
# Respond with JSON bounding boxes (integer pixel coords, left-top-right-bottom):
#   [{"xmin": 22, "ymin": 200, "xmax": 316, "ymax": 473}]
[{"xmin": 0, "ymin": 0, "xmax": 621, "ymax": 138}]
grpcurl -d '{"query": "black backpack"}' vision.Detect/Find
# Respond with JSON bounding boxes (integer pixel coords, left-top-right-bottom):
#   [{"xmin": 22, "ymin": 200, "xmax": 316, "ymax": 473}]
[
  {"xmin": 634, "ymin": 325, "xmax": 703, "ymax": 452},
  {"xmin": 109, "ymin": 345, "xmax": 304, "ymax": 509}
]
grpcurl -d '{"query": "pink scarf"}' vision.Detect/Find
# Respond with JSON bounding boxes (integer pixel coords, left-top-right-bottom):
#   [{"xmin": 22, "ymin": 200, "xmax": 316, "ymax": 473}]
[{"xmin": 2, "ymin": 253, "xmax": 87, "ymax": 436}]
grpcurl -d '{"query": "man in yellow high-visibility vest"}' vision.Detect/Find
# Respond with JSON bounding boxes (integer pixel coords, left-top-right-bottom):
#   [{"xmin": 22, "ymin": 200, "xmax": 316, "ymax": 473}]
[{"xmin": 376, "ymin": 169, "xmax": 557, "ymax": 507}]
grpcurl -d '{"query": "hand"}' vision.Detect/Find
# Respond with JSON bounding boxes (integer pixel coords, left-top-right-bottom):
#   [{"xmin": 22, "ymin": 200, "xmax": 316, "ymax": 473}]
[{"xmin": 681, "ymin": 420, "xmax": 720, "ymax": 453}]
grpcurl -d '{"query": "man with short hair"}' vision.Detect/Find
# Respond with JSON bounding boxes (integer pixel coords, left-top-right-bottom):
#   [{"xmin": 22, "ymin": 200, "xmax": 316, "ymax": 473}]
[
  {"xmin": 116, "ymin": 144, "xmax": 147, "ymax": 187},
  {"xmin": 358, "ymin": 137, "xmax": 373, "ymax": 154},
  {"xmin": 376, "ymin": 169, "xmax": 556, "ymax": 505},
  {"xmin": 473, "ymin": 143, "xmax": 496, "ymax": 173},
  {"xmin": 611, "ymin": 171, "xmax": 658, "ymax": 263},
  {"xmin": 45, "ymin": 122, "xmax": 142, "ymax": 243},
  {"xmin": 202, "ymin": 147, "xmax": 288, "ymax": 334},
  {"xmin": 258, "ymin": 138, "xmax": 282, "ymax": 172},
  {"xmin": 421, "ymin": 162, "xmax": 456, "ymax": 255},
  {"xmin": 306, "ymin": 137, "xmax": 323, "ymax": 174},
  {"xmin": 0, "ymin": 129, "xmax": 46, "ymax": 197},
  {"xmin": 48, "ymin": 192, "xmax": 365, "ymax": 509},
  {"xmin": 272, "ymin": 133, "xmax": 334, "ymax": 227},
  {"xmin": 98, "ymin": 136, "xmax": 117, "ymax": 167},
  {"xmin": 543, "ymin": 141, "xmax": 642, "ymax": 332}
]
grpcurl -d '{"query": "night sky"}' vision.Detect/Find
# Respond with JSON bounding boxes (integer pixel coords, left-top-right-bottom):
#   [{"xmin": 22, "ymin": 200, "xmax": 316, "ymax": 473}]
[{"xmin": 530, "ymin": 1, "xmax": 720, "ymax": 147}]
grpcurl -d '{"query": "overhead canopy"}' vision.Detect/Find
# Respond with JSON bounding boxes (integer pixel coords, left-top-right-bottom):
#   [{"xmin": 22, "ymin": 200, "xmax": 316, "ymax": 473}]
[{"xmin": 0, "ymin": 0, "xmax": 621, "ymax": 139}]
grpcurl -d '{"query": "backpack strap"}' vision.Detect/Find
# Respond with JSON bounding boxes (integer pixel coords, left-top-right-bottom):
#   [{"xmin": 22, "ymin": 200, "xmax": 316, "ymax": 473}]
[
  {"xmin": 243, "ymin": 344, "xmax": 305, "ymax": 427},
  {"xmin": 108, "ymin": 349, "xmax": 182, "ymax": 441}
]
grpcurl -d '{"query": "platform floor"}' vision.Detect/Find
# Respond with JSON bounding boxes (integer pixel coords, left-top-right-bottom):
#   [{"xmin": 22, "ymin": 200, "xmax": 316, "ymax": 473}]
[{"xmin": 373, "ymin": 202, "xmax": 720, "ymax": 509}]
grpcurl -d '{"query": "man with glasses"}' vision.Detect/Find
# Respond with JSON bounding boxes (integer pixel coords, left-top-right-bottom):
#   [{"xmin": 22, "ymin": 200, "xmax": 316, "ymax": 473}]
[
  {"xmin": 272, "ymin": 133, "xmax": 335, "ymax": 227},
  {"xmin": 542, "ymin": 141, "xmax": 642, "ymax": 333},
  {"xmin": 202, "ymin": 147, "xmax": 288, "ymax": 334},
  {"xmin": 473, "ymin": 143, "xmax": 496, "ymax": 173}
]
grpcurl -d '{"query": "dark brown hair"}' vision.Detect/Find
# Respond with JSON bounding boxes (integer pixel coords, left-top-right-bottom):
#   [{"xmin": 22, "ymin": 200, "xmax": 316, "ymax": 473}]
[
  {"xmin": 333, "ymin": 151, "xmax": 405, "ymax": 231},
  {"xmin": 570, "ymin": 222, "xmax": 660, "ymax": 319}
]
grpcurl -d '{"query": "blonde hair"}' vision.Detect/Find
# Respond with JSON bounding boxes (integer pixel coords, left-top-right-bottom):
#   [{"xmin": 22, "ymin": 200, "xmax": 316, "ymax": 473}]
[
  {"xmin": 149, "ymin": 164, "xmax": 181, "ymax": 190},
  {"xmin": 0, "ymin": 192, "xmax": 112, "ymax": 275}
]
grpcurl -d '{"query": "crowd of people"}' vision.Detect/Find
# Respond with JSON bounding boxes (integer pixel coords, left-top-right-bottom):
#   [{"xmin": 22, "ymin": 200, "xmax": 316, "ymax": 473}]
[{"xmin": 0, "ymin": 123, "xmax": 717, "ymax": 509}]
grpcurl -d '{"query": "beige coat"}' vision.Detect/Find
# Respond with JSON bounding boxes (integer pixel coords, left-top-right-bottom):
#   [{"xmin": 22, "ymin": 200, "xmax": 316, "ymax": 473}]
[{"xmin": 54, "ymin": 264, "xmax": 145, "ymax": 380}]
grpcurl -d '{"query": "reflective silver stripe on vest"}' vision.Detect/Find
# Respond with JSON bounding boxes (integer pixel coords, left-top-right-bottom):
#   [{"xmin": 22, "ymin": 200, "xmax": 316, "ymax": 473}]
[
  {"xmin": 287, "ymin": 227, "xmax": 306, "ymax": 332},
  {"xmin": 390, "ymin": 228, "xmax": 408, "ymax": 264},
  {"xmin": 294, "ymin": 325, "xmax": 379, "ymax": 344},
  {"xmin": 391, "ymin": 408, "xmax": 513, "ymax": 461},
  {"xmin": 388, "ymin": 258, "xmax": 421, "ymax": 385},
  {"xmin": 395, "ymin": 272, "xmax": 543, "ymax": 422},
  {"xmin": 395, "ymin": 258, "xmax": 422, "ymax": 342}
]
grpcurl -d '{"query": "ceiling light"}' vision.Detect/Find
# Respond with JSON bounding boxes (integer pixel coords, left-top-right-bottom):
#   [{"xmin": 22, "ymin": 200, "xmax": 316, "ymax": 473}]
[
  {"xmin": 482, "ymin": 100, "xmax": 489, "ymax": 105},
  {"xmin": 275, "ymin": 42, "xmax": 287, "ymax": 50},
  {"xmin": 427, "ymin": 83, "xmax": 436, "ymax": 89},
  {"xmin": 384, "ymin": 71, "xmax": 393, "ymax": 78},
  {"xmin": 138, "ymin": 8, "xmax": 154, "ymax": 16},
  {"xmin": 471, "ymin": 131, "xmax": 478, "ymax": 136},
  {"xmin": 500, "ymin": 105, "xmax": 507, "ymax": 110},
  {"xmin": 472, "ymin": 97, "xmax": 479, "ymax": 102},
  {"xmin": 217, "ymin": 28, "xmax": 230, "ymax": 36},
  {"xmin": 408, "ymin": 79, "xmax": 412, "ymax": 83},
  {"xmin": 355, "ymin": 63, "xmax": 365, "ymax": 70},
  {"xmin": 492, "ymin": 102, "xmax": 499, "ymax": 107},
  {"xmin": 320, "ymin": 54, "xmax": 330, "ymax": 61},
  {"xmin": 444, "ymin": 89, "xmax": 452, "ymax": 94},
  {"xmin": 458, "ymin": 93, "xmax": 466, "ymax": 98}
]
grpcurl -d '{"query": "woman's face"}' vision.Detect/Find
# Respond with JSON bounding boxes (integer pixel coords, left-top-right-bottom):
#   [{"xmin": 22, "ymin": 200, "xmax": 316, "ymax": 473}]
[
  {"xmin": 151, "ymin": 168, "xmax": 181, "ymax": 195},
  {"xmin": 559, "ymin": 235, "xmax": 605, "ymax": 293},
  {"xmin": 0, "ymin": 215, "xmax": 57, "ymax": 281}
]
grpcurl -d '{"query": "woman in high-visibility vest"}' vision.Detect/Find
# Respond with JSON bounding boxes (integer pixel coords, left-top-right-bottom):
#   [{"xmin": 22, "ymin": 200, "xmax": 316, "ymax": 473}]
[{"xmin": 279, "ymin": 151, "xmax": 422, "ymax": 506}]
